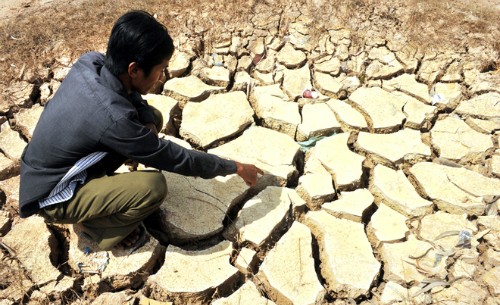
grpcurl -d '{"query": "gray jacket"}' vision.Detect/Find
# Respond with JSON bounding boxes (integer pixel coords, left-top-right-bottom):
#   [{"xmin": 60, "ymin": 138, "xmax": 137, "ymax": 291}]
[{"xmin": 19, "ymin": 52, "xmax": 236, "ymax": 217}]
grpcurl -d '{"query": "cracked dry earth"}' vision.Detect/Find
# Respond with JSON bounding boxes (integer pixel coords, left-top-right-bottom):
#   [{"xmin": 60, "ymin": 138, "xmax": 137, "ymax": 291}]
[{"xmin": 1, "ymin": 6, "xmax": 500, "ymax": 305}]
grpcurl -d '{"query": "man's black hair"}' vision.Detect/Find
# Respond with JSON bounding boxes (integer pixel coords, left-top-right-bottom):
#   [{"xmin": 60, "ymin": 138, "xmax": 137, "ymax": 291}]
[{"xmin": 105, "ymin": 10, "xmax": 174, "ymax": 77}]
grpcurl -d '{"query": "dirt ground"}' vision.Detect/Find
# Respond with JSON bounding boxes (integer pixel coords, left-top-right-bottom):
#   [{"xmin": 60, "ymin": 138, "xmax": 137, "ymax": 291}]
[{"xmin": 0, "ymin": 1, "xmax": 499, "ymax": 304}]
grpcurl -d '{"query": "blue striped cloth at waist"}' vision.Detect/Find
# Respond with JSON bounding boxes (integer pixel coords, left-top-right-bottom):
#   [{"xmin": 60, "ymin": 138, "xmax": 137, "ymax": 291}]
[{"xmin": 39, "ymin": 151, "xmax": 108, "ymax": 208}]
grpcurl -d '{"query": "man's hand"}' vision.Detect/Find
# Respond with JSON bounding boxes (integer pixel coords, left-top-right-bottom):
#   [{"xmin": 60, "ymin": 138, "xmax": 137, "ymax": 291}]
[{"xmin": 235, "ymin": 161, "xmax": 264, "ymax": 187}]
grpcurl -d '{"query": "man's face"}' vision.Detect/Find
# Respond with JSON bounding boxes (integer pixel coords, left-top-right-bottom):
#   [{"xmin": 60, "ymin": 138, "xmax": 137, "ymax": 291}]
[{"xmin": 131, "ymin": 59, "xmax": 169, "ymax": 95}]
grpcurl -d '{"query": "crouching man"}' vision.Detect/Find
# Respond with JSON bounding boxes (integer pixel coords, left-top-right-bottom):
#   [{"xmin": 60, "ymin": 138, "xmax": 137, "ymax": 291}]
[{"xmin": 19, "ymin": 10, "xmax": 262, "ymax": 250}]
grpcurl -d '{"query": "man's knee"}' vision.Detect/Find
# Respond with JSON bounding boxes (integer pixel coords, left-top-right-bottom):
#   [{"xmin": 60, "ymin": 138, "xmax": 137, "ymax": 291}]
[{"xmin": 141, "ymin": 171, "xmax": 167, "ymax": 205}]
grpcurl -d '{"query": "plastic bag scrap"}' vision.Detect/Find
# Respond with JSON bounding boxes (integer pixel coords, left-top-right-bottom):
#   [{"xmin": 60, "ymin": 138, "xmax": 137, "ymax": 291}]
[
  {"xmin": 77, "ymin": 251, "xmax": 110, "ymax": 274},
  {"xmin": 407, "ymin": 229, "xmax": 474, "ymax": 297},
  {"xmin": 298, "ymin": 133, "xmax": 336, "ymax": 152}
]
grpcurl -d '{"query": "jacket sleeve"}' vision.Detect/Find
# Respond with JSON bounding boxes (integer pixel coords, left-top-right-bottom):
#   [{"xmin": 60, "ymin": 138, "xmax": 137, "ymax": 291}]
[{"xmin": 99, "ymin": 117, "xmax": 237, "ymax": 178}]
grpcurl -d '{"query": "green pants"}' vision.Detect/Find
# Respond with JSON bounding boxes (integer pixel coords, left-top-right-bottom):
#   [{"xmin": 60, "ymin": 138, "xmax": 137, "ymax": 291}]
[{"xmin": 40, "ymin": 107, "xmax": 167, "ymax": 250}]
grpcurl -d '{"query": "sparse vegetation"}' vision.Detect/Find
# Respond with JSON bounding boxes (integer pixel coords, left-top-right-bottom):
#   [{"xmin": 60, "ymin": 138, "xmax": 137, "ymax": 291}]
[{"xmin": 0, "ymin": 0, "xmax": 498, "ymax": 89}]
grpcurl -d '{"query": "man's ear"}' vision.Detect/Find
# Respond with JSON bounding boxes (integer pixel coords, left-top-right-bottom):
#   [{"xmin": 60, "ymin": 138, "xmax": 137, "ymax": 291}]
[{"xmin": 127, "ymin": 62, "xmax": 140, "ymax": 78}]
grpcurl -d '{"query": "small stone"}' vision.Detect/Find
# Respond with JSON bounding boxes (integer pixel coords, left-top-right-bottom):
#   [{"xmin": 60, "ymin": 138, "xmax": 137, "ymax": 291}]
[
  {"xmin": 209, "ymin": 126, "xmax": 300, "ymax": 187},
  {"xmin": 305, "ymin": 211, "xmax": 380, "ymax": 298},
  {"xmin": 370, "ymin": 164, "xmax": 433, "ymax": 217},
  {"xmin": 366, "ymin": 58, "xmax": 404, "ymax": 80},
  {"xmin": 317, "ymin": 34, "xmax": 335, "ymax": 55},
  {"xmin": 0, "ymin": 123, "xmax": 27, "ymax": 160},
  {"xmin": 456, "ymin": 92, "xmax": 500, "ymax": 120},
  {"xmin": 248, "ymin": 37, "xmax": 266, "ymax": 56},
  {"xmin": 2, "ymin": 216, "xmax": 61, "ymax": 285},
  {"xmin": 235, "ymin": 248, "xmax": 258, "ymax": 274},
  {"xmin": 380, "ymin": 235, "xmax": 446, "ymax": 284},
  {"xmin": 483, "ymin": 249, "xmax": 500, "ymax": 269},
  {"xmin": 432, "ymin": 279, "xmax": 488, "ymax": 304},
  {"xmin": 304, "ymin": 152, "xmax": 331, "ymax": 176},
  {"xmin": 286, "ymin": 187, "xmax": 308, "ymax": 217},
  {"xmin": 466, "ymin": 117, "xmax": 500, "ymax": 134},
  {"xmin": 380, "ymin": 281, "xmax": 426, "ymax": 305},
  {"xmin": 296, "ymin": 173, "xmax": 336, "ymax": 210},
  {"xmin": 430, "ymin": 116, "xmax": 493, "ymax": 161},
  {"xmin": 229, "ymin": 36, "xmax": 242, "ymax": 55},
  {"xmin": 322, "ymin": 189, "xmax": 374, "ymax": 222},
  {"xmin": 268, "ymin": 35, "xmax": 284, "ymax": 49},
  {"xmin": 250, "ymin": 84, "xmax": 300, "ymax": 138},
  {"xmin": 314, "ymin": 72, "xmax": 344, "ymax": 98},
  {"xmin": 288, "ymin": 32, "xmax": 314, "ymax": 52},
  {"xmin": 481, "ymin": 266, "xmax": 500, "ymax": 297},
  {"xmin": 163, "ymin": 75, "xmax": 225, "ymax": 104},
  {"xmin": 212, "ymin": 281, "xmax": 277, "ymax": 305},
  {"xmin": 142, "ymin": 94, "xmax": 179, "ymax": 135},
  {"xmin": 0, "ymin": 153, "xmax": 17, "ymax": 180},
  {"xmin": 431, "ymin": 82, "xmax": 462, "ymax": 110},
  {"xmin": 401, "ymin": 94, "xmax": 437, "ymax": 129},
  {"xmin": 357, "ymin": 129, "xmax": 431, "ymax": 166},
  {"xmin": 326, "ymin": 99, "xmax": 368, "ymax": 131},
  {"xmin": 253, "ymin": 71, "xmax": 276, "ymax": 85},
  {"xmin": 53, "ymin": 67, "xmax": 71, "ymax": 81},
  {"xmin": 238, "ymin": 56, "xmax": 253, "ymax": 72},
  {"xmin": 349, "ymin": 87, "xmax": 406, "ymax": 132},
  {"xmin": 382, "ymin": 73, "xmax": 431, "ymax": 103},
  {"xmin": 395, "ymin": 49, "xmax": 419, "ymax": 73},
  {"xmin": 468, "ymin": 72, "xmax": 500, "ymax": 95},
  {"xmin": 335, "ymin": 44, "xmax": 349, "ymax": 61},
  {"xmin": 232, "ymin": 71, "xmax": 252, "ymax": 92},
  {"xmin": 296, "ymin": 103, "xmax": 341, "ymax": 142},
  {"xmin": 478, "ymin": 216, "xmax": 500, "ymax": 250},
  {"xmin": 450, "ymin": 251, "xmax": 478, "ymax": 280},
  {"xmin": 224, "ymin": 55, "xmax": 238, "ymax": 74},
  {"xmin": 314, "ymin": 56, "xmax": 341, "ymax": 76},
  {"xmin": 180, "ymin": 91, "xmax": 254, "ymax": 148},
  {"xmin": 419, "ymin": 211, "xmax": 476, "ymax": 250},
  {"xmin": 161, "ymin": 173, "xmax": 249, "ymax": 243},
  {"xmin": 335, "ymin": 74, "xmax": 361, "ymax": 94},
  {"xmin": 409, "ymin": 162, "xmax": 500, "ymax": 216},
  {"xmin": 0, "ymin": 175, "xmax": 20, "ymax": 210},
  {"xmin": 225, "ymin": 186, "xmax": 291, "ymax": 247},
  {"xmin": 4, "ymin": 81, "xmax": 36, "ymax": 107},
  {"xmin": 367, "ymin": 46, "xmax": 393, "ymax": 61},
  {"xmin": 38, "ymin": 82, "xmax": 51, "ymax": 105},
  {"xmin": 0, "ymin": 210, "xmax": 11, "ymax": 235},
  {"xmin": 258, "ymin": 221, "xmax": 326, "ymax": 305},
  {"xmin": 39, "ymin": 275, "xmax": 75, "ymax": 297},
  {"xmin": 277, "ymin": 43, "xmax": 307, "ymax": 68},
  {"xmin": 419, "ymin": 57, "xmax": 452, "ymax": 84},
  {"xmin": 168, "ymin": 51, "xmax": 191, "ymax": 78},
  {"xmin": 367, "ymin": 203, "xmax": 408, "ymax": 247},
  {"xmin": 442, "ymin": 61, "xmax": 463, "ymax": 82},
  {"xmin": 148, "ymin": 241, "xmax": 239, "ymax": 304},
  {"xmin": 91, "ymin": 292, "xmax": 131, "ymax": 305},
  {"xmin": 282, "ymin": 64, "xmax": 312, "ymax": 100},
  {"xmin": 314, "ymin": 132, "xmax": 365, "ymax": 190},
  {"xmin": 138, "ymin": 296, "xmax": 172, "ymax": 305},
  {"xmin": 255, "ymin": 50, "xmax": 277, "ymax": 73},
  {"xmin": 200, "ymin": 66, "xmax": 231, "ymax": 88},
  {"xmin": 348, "ymin": 52, "xmax": 368, "ymax": 75}
]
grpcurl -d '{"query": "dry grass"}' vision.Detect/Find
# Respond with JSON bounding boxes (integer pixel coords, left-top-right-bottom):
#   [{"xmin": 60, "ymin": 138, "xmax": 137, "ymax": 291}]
[{"xmin": 0, "ymin": 0, "xmax": 498, "ymax": 89}]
